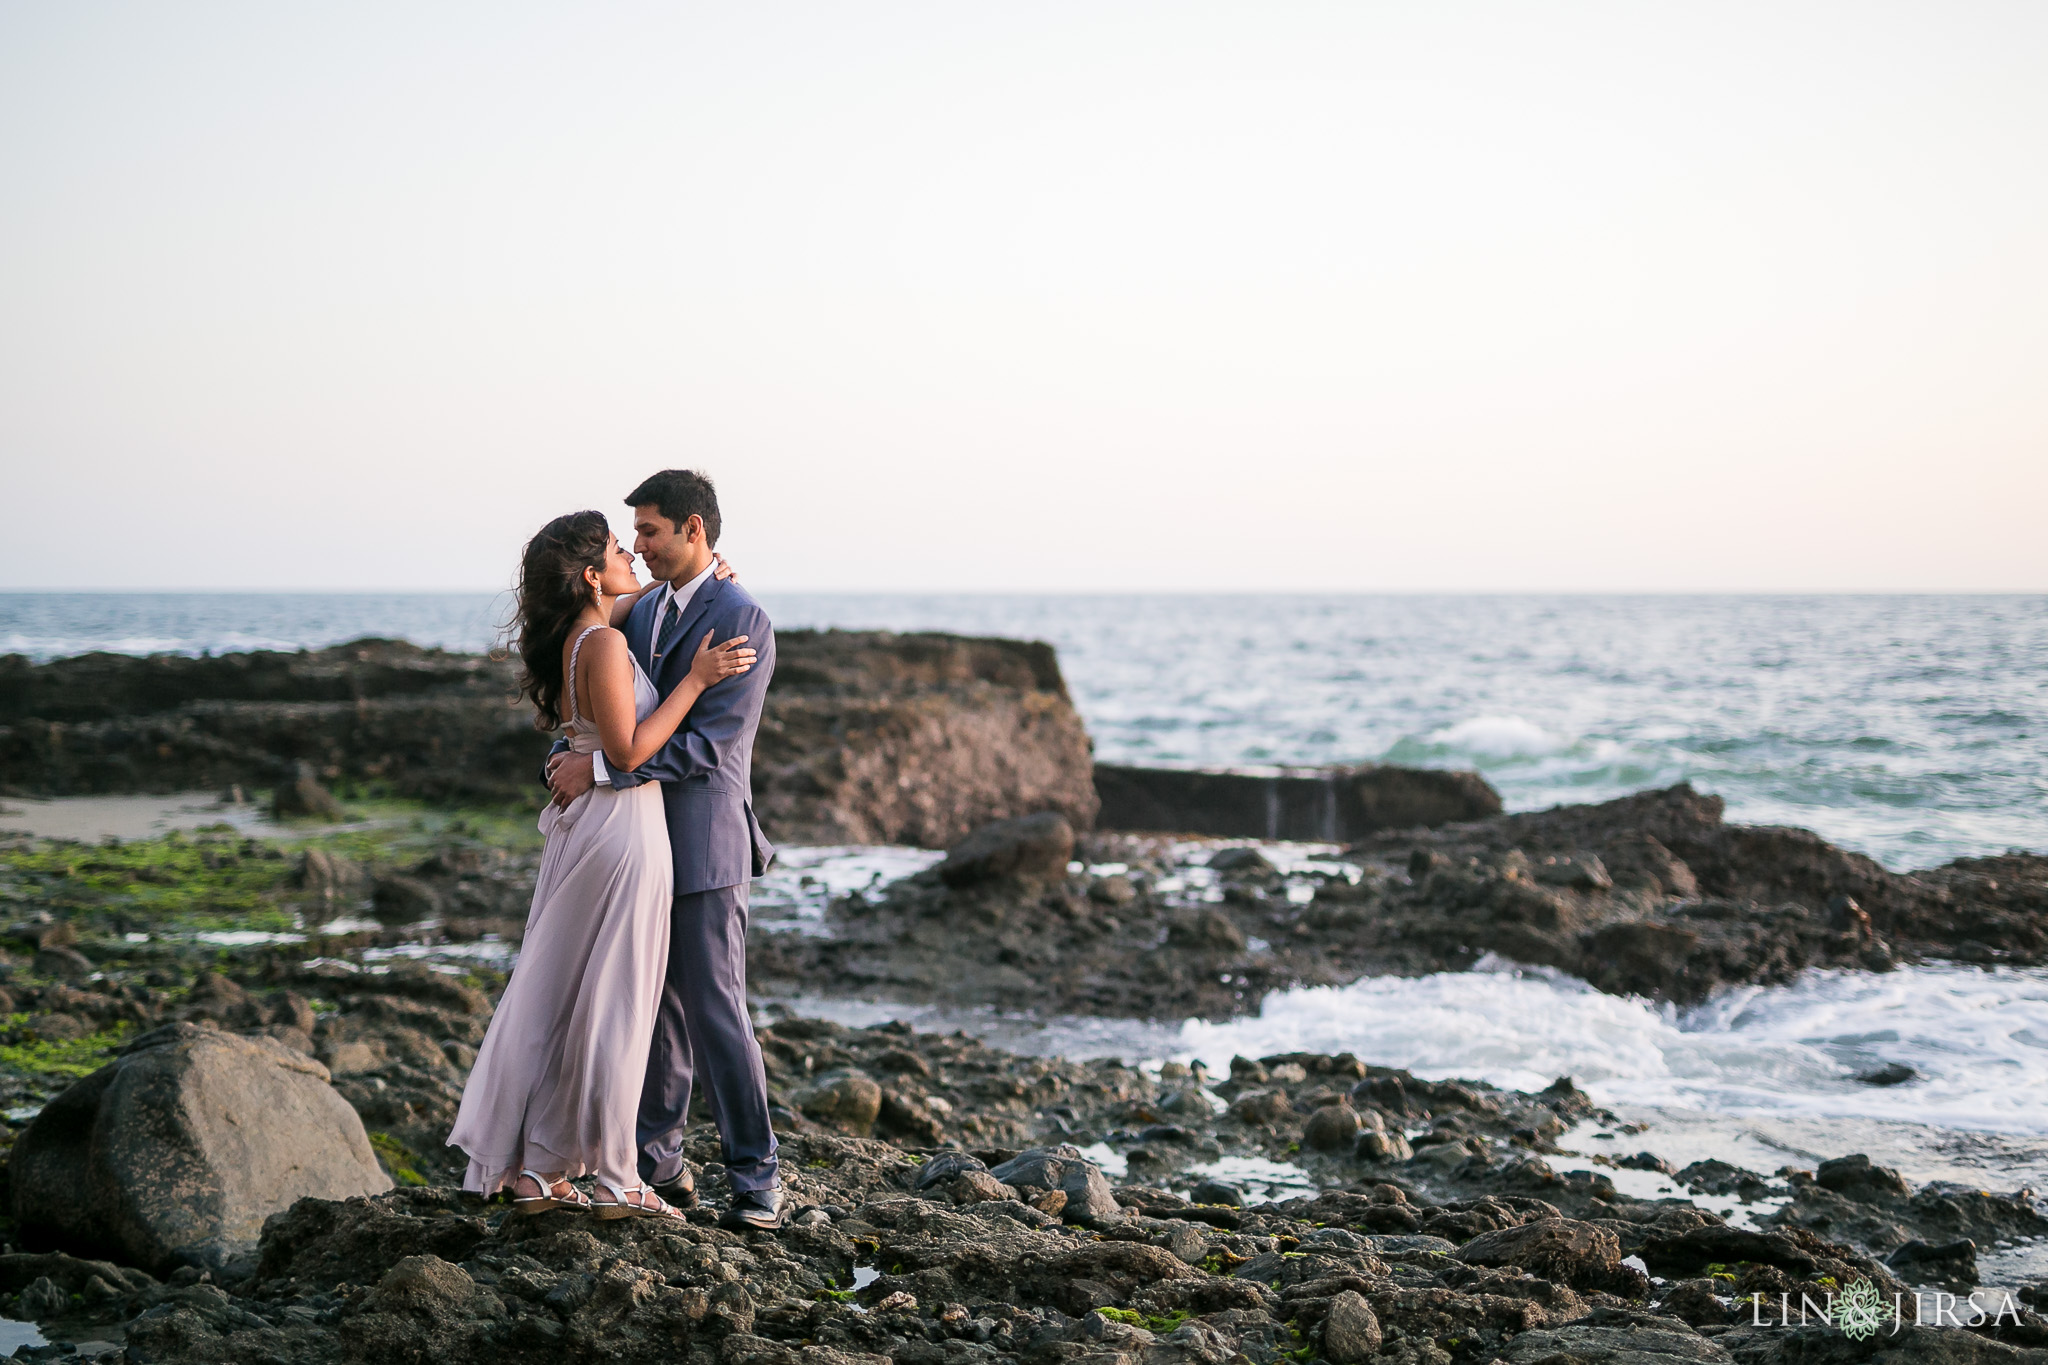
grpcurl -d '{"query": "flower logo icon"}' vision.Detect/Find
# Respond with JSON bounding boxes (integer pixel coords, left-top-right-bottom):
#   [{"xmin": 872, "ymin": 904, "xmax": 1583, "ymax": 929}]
[{"xmin": 1834, "ymin": 1279, "xmax": 1895, "ymax": 1341}]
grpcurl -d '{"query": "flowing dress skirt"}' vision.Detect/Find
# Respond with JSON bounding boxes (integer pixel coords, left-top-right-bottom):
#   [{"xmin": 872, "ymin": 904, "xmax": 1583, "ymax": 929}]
[{"xmin": 447, "ymin": 778, "xmax": 672, "ymax": 1193}]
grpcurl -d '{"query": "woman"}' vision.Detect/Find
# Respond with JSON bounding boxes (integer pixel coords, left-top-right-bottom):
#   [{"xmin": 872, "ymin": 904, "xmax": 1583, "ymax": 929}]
[{"xmin": 447, "ymin": 510, "xmax": 753, "ymax": 1218}]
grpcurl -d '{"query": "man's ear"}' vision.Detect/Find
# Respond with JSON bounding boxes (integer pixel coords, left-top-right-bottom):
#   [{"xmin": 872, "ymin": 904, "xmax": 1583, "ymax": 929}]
[{"xmin": 684, "ymin": 514, "xmax": 705, "ymax": 543}]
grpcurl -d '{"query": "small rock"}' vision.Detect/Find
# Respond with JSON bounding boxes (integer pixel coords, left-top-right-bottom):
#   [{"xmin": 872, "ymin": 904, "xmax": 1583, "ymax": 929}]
[
  {"xmin": 797, "ymin": 1074, "xmax": 883, "ymax": 1137},
  {"xmin": 17, "ymin": 1276, "xmax": 65, "ymax": 1321},
  {"xmin": 1888, "ymin": 1238, "xmax": 1978, "ymax": 1289},
  {"xmin": 989, "ymin": 1146, "xmax": 1121, "ymax": 1224},
  {"xmin": 1228, "ymin": 1088, "xmax": 1290, "ymax": 1125},
  {"xmin": 1166, "ymin": 1224, "xmax": 1208, "ymax": 1264},
  {"xmin": 1028, "ymin": 1189, "xmax": 1068, "ymax": 1216},
  {"xmin": 946, "ymin": 1171, "xmax": 1017, "ymax": 1205},
  {"xmin": 1815, "ymin": 1153, "xmax": 1912, "ymax": 1199},
  {"xmin": 273, "ymin": 764, "xmax": 344, "ymax": 822},
  {"xmin": 1618, "ymin": 1152, "xmax": 1676, "ymax": 1174},
  {"xmin": 872, "ymin": 1047, "xmax": 932, "ymax": 1078},
  {"xmin": 1456, "ymin": 1218, "xmax": 1646, "ymax": 1296},
  {"xmin": 8, "ymin": 918, "xmax": 78, "ymax": 950},
  {"xmin": 989, "ymin": 1148, "xmax": 1070, "ymax": 1189},
  {"xmin": 1658, "ymin": 1278, "xmax": 1737, "ymax": 1327},
  {"xmin": 1356, "ymin": 1130, "xmax": 1414, "ymax": 1162},
  {"xmin": 875, "ymin": 1291, "xmax": 918, "ymax": 1314},
  {"xmin": 295, "ymin": 848, "xmax": 366, "ymax": 900},
  {"xmin": 1208, "ymin": 847, "xmax": 1278, "ymax": 877},
  {"xmin": 937, "ymin": 813, "xmax": 1075, "ymax": 888},
  {"xmin": 1535, "ymin": 853, "xmax": 1613, "ymax": 891},
  {"xmin": 1088, "ymin": 874, "xmax": 1137, "ymax": 905},
  {"xmin": 32, "ymin": 946, "xmax": 93, "ymax": 978},
  {"xmin": 1306, "ymin": 1227, "xmax": 1368, "ymax": 1252},
  {"xmin": 914, "ymin": 1150, "xmax": 988, "ymax": 1190},
  {"xmin": 1303, "ymin": 1104, "xmax": 1363, "ymax": 1150},
  {"xmin": 1189, "ymin": 1180, "xmax": 1242, "ymax": 1208},
  {"xmin": 1321, "ymin": 1289, "xmax": 1383, "ymax": 1363},
  {"xmin": 364, "ymin": 1255, "xmax": 489, "ymax": 1316},
  {"xmin": 1828, "ymin": 894, "xmax": 1873, "ymax": 936},
  {"xmin": 1168, "ymin": 910, "xmax": 1246, "ymax": 953},
  {"xmin": 371, "ymin": 875, "xmax": 442, "ymax": 923},
  {"xmin": 1855, "ymin": 1062, "xmax": 1917, "ymax": 1087}
]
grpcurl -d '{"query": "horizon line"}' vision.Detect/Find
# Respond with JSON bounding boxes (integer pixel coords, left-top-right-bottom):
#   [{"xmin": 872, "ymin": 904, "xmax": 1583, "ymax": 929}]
[{"xmin": 1, "ymin": 586, "xmax": 2045, "ymax": 598}]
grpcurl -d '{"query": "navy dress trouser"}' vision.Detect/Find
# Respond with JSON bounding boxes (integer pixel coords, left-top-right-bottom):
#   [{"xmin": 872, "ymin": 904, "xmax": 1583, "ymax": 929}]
[{"xmin": 635, "ymin": 883, "xmax": 779, "ymax": 1192}]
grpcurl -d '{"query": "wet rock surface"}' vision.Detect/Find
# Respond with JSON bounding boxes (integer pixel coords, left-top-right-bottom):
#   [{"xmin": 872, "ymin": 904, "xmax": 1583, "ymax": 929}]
[
  {"xmin": 2, "ymin": 1024, "xmax": 2041, "ymax": 1363},
  {"xmin": 755, "ymin": 784, "xmax": 2048, "ymax": 1018},
  {"xmin": 0, "ymin": 929, "xmax": 2042, "ymax": 1364}
]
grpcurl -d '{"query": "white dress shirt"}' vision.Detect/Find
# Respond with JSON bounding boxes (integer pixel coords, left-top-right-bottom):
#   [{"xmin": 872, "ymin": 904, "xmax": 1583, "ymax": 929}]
[{"xmin": 590, "ymin": 557, "xmax": 720, "ymax": 786}]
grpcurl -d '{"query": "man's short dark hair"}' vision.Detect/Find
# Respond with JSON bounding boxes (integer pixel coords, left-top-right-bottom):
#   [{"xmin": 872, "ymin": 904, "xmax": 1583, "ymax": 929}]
[{"xmin": 626, "ymin": 469, "xmax": 721, "ymax": 547}]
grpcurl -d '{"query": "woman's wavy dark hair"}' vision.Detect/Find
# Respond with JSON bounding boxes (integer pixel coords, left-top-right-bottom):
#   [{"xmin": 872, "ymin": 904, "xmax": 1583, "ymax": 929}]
[{"xmin": 514, "ymin": 510, "xmax": 611, "ymax": 731}]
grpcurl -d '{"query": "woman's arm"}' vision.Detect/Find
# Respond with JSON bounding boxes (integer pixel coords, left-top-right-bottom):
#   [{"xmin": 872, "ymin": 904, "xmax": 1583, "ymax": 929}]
[
  {"xmin": 580, "ymin": 628, "xmax": 755, "ymax": 773},
  {"xmin": 607, "ymin": 586, "xmax": 653, "ymax": 629}
]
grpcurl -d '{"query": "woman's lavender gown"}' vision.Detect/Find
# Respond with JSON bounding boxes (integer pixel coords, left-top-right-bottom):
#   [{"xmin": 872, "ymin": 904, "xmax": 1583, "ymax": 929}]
[{"xmin": 448, "ymin": 626, "xmax": 672, "ymax": 1192}]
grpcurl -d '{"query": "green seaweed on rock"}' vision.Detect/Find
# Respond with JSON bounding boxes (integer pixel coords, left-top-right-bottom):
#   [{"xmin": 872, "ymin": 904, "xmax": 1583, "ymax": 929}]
[{"xmin": 0, "ymin": 1016, "xmax": 133, "ymax": 1078}]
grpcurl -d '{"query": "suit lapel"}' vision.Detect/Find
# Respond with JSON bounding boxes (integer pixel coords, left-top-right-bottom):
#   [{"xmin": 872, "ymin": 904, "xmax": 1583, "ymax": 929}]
[
  {"xmin": 655, "ymin": 575, "xmax": 725, "ymax": 688},
  {"xmin": 627, "ymin": 590, "xmax": 660, "ymax": 674}
]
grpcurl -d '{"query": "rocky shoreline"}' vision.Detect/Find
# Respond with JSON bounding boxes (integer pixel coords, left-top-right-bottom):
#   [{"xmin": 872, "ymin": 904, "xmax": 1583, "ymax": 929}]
[
  {"xmin": 0, "ymin": 807, "xmax": 2043, "ymax": 1361},
  {"xmin": 4, "ymin": 994, "xmax": 2047, "ymax": 1363},
  {"xmin": 754, "ymin": 783, "xmax": 2048, "ymax": 1019}
]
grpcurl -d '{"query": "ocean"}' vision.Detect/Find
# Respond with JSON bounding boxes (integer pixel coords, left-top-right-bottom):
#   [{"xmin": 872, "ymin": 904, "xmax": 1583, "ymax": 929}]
[{"xmin": 4, "ymin": 590, "xmax": 2042, "ymax": 870}]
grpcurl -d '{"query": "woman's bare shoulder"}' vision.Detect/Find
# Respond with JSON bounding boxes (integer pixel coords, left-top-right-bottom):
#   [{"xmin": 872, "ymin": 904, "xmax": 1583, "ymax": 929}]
[{"xmin": 579, "ymin": 626, "xmax": 630, "ymax": 659}]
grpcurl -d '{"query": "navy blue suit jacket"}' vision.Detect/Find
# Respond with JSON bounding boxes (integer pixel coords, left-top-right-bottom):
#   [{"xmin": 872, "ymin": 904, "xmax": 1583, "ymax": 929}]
[{"xmin": 552, "ymin": 574, "xmax": 776, "ymax": 896}]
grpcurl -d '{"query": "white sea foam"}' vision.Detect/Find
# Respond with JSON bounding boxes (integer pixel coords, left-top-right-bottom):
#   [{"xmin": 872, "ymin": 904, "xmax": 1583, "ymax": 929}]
[
  {"xmin": 1420, "ymin": 715, "xmax": 1566, "ymax": 761},
  {"xmin": 1173, "ymin": 960, "xmax": 2048, "ymax": 1136}
]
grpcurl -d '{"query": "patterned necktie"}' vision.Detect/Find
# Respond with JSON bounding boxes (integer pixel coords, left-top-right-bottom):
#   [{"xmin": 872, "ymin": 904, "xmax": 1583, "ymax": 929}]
[{"xmin": 651, "ymin": 594, "xmax": 684, "ymax": 665}]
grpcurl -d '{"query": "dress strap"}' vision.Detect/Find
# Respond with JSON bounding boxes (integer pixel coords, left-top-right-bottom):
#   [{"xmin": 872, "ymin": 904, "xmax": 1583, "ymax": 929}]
[{"xmin": 566, "ymin": 625, "xmax": 603, "ymax": 727}]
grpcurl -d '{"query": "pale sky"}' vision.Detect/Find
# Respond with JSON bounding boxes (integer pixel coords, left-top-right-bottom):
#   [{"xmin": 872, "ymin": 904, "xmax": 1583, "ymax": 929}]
[{"xmin": 3, "ymin": 1, "xmax": 2044, "ymax": 591}]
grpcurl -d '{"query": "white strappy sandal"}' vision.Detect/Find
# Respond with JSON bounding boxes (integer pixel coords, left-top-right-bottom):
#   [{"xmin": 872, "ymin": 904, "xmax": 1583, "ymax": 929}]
[
  {"xmin": 511, "ymin": 1169, "xmax": 593, "ymax": 1216},
  {"xmin": 591, "ymin": 1179, "xmax": 684, "ymax": 1221}
]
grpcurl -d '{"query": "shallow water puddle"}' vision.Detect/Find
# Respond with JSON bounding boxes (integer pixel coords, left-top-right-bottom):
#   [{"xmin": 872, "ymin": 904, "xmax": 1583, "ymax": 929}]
[
  {"xmin": 751, "ymin": 846, "xmax": 947, "ymax": 936},
  {"xmin": 0, "ymin": 1316, "xmax": 46, "ymax": 1354},
  {"xmin": 1979, "ymin": 1237, "xmax": 2048, "ymax": 1290},
  {"xmin": 1182, "ymin": 1155, "xmax": 1318, "ymax": 1203}
]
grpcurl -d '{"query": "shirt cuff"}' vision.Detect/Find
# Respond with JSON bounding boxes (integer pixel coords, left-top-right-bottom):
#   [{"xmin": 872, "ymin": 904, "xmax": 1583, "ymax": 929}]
[{"xmin": 591, "ymin": 751, "xmax": 612, "ymax": 786}]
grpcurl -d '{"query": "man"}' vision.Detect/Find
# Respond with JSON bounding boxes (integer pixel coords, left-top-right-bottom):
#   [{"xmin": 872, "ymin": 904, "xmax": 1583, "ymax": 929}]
[{"xmin": 546, "ymin": 468, "xmax": 784, "ymax": 1230}]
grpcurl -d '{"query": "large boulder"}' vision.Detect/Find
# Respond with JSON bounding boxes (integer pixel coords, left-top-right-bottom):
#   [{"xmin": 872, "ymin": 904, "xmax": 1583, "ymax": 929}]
[
  {"xmin": 0, "ymin": 631, "xmax": 1102, "ymax": 847},
  {"xmin": 10, "ymin": 1023, "xmax": 391, "ymax": 1275},
  {"xmin": 757, "ymin": 631, "xmax": 1100, "ymax": 846}
]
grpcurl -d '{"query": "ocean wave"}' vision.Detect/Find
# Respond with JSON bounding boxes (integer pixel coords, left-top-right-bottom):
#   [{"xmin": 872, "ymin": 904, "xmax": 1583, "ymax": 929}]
[{"xmin": 1172, "ymin": 960, "xmax": 2048, "ymax": 1136}]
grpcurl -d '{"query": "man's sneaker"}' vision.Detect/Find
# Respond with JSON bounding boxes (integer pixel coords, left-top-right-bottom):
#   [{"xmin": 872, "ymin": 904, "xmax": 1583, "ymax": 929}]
[{"xmin": 718, "ymin": 1187, "xmax": 786, "ymax": 1232}]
